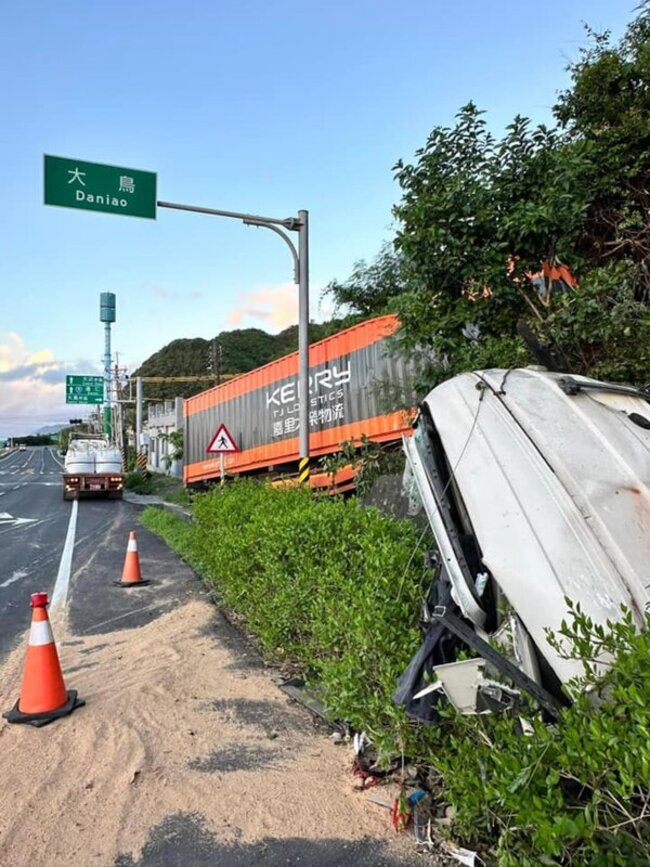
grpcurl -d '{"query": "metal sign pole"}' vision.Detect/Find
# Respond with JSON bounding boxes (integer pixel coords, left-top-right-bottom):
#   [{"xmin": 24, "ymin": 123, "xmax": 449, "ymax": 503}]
[
  {"xmin": 157, "ymin": 200, "xmax": 311, "ymax": 483},
  {"xmin": 298, "ymin": 209, "xmax": 310, "ymax": 484},
  {"xmin": 220, "ymin": 454, "xmax": 225, "ymax": 487}
]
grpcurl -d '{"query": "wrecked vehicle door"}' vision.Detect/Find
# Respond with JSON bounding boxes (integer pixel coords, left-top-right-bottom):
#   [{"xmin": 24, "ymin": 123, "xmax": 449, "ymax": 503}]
[{"xmin": 395, "ymin": 368, "xmax": 650, "ymax": 720}]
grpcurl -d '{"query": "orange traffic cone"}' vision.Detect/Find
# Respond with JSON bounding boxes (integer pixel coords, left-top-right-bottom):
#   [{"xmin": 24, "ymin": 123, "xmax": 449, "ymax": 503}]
[
  {"xmin": 115, "ymin": 531, "xmax": 149, "ymax": 587},
  {"xmin": 3, "ymin": 592, "xmax": 85, "ymax": 727}
]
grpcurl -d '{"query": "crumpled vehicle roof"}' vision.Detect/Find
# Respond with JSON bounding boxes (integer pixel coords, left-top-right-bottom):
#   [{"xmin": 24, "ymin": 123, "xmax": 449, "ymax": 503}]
[{"xmin": 407, "ymin": 367, "xmax": 650, "ymax": 687}]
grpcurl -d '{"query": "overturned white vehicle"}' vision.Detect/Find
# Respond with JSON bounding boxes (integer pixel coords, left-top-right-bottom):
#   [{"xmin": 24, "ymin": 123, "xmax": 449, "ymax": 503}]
[{"xmin": 395, "ymin": 368, "xmax": 650, "ymax": 720}]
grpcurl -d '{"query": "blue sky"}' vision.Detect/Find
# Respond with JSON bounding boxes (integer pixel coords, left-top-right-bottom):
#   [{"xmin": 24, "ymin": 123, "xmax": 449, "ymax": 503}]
[{"xmin": 0, "ymin": 0, "xmax": 634, "ymax": 435}]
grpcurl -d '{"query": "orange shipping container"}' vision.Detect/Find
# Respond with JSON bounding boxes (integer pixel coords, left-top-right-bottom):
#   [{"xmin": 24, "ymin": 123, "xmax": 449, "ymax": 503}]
[{"xmin": 183, "ymin": 315, "xmax": 415, "ymax": 486}]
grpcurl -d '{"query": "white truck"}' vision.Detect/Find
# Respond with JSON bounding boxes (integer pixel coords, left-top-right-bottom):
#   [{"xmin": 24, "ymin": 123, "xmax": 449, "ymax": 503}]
[
  {"xmin": 396, "ymin": 368, "xmax": 650, "ymax": 721},
  {"xmin": 62, "ymin": 434, "xmax": 124, "ymax": 501}
]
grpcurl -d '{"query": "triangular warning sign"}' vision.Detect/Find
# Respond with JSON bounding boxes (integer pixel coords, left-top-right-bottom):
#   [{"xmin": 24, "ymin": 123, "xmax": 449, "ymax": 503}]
[{"xmin": 206, "ymin": 423, "xmax": 239, "ymax": 454}]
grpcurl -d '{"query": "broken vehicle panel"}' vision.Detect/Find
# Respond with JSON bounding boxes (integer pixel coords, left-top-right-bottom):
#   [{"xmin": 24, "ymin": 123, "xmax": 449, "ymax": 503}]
[{"xmin": 396, "ymin": 368, "xmax": 650, "ymax": 720}]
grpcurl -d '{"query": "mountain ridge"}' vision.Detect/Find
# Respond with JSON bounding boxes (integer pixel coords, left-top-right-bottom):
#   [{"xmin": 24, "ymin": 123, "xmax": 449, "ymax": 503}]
[{"xmin": 131, "ymin": 318, "xmax": 359, "ymax": 401}]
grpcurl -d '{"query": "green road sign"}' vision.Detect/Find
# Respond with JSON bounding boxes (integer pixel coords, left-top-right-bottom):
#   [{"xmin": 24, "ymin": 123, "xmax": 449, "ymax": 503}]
[
  {"xmin": 66, "ymin": 375, "xmax": 104, "ymax": 404},
  {"xmin": 44, "ymin": 155, "xmax": 157, "ymax": 219}
]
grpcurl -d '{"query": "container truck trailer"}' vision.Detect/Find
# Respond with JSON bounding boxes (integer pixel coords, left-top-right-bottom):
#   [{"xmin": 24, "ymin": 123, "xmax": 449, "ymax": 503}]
[
  {"xmin": 184, "ymin": 315, "xmax": 415, "ymax": 489},
  {"xmin": 62, "ymin": 434, "xmax": 124, "ymax": 500}
]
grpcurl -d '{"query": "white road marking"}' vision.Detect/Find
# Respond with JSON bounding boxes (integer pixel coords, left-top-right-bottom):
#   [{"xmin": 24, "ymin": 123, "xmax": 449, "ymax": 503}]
[
  {"xmin": 50, "ymin": 499, "xmax": 78, "ymax": 612},
  {"xmin": 0, "ymin": 512, "xmax": 38, "ymax": 528},
  {"xmin": 48, "ymin": 448, "xmax": 65, "ymax": 469},
  {"xmin": 0, "ymin": 481, "xmax": 57, "ymax": 487},
  {"xmin": 0, "ymin": 569, "xmax": 28, "ymax": 589}
]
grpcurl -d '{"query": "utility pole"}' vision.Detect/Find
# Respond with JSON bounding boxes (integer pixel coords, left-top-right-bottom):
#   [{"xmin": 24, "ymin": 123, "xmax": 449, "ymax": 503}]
[
  {"xmin": 216, "ymin": 341, "xmax": 223, "ymax": 386},
  {"xmin": 113, "ymin": 357, "xmax": 128, "ymax": 453}
]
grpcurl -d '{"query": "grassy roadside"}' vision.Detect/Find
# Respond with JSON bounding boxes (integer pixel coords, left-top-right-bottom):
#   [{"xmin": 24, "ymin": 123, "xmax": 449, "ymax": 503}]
[{"xmin": 125, "ymin": 470, "xmax": 192, "ymax": 506}]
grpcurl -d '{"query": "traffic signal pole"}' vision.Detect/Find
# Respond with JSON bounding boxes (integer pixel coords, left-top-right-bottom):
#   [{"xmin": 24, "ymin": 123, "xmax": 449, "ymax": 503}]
[
  {"xmin": 156, "ymin": 200, "xmax": 310, "ymax": 482},
  {"xmin": 297, "ymin": 210, "xmax": 310, "ymax": 482}
]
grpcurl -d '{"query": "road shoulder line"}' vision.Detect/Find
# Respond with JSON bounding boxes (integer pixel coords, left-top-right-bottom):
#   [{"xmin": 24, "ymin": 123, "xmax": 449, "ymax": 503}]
[{"xmin": 50, "ymin": 499, "xmax": 78, "ymax": 611}]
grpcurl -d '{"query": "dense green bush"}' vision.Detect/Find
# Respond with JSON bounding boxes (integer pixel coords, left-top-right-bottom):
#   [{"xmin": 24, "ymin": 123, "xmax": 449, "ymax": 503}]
[
  {"xmin": 124, "ymin": 471, "xmax": 155, "ymax": 494},
  {"xmin": 124, "ymin": 470, "xmax": 190, "ymax": 503},
  {"xmin": 424, "ymin": 603, "xmax": 650, "ymax": 866},
  {"xmin": 141, "ymin": 484, "xmax": 650, "ymax": 865}
]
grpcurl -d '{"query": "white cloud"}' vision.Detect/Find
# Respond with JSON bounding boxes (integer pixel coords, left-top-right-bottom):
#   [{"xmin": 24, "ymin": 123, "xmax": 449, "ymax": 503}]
[
  {"xmin": 150, "ymin": 285, "xmax": 204, "ymax": 302},
  {"xmin": 0, "ymin": 332, "xmax": 100, "ymax": 437},
  {"xmin": 227, "ymin": 282, "xmax": 331, "ymax": 331}
]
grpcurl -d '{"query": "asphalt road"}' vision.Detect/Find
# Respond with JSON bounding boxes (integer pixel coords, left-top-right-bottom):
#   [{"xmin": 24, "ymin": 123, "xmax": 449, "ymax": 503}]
[
  {"xmin": 0, "ymin": 446, "xmax": 69, "ymax": 659},
  {"xmin": 0, "ymin": 446, "xmax": 200, "ymax": 663},
  {"xmin": 0, "ymin": 448, "xmax": 260, "ymax": 720}
]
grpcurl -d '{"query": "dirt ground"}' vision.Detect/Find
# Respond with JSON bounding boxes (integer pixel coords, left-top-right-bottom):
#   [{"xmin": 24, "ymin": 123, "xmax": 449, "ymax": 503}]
[{"xmin": 0, "ymin": 597, "xmax": 430, "ymax": 867}]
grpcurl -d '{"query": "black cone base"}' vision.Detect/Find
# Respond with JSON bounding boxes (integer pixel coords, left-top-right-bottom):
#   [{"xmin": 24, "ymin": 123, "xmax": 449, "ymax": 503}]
[
  {"xmin": 3, "ymin": 689, "xmax": 85, "ymax": 727},
  {"xmin": 114, "ymin": 579, "xmax": 151, "ymax": 588}
]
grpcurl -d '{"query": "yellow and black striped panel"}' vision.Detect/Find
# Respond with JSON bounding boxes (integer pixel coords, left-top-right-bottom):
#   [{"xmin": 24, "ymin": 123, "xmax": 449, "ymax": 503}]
[{"xmin": 298, "ymin": 456, "xmax": 310, "ymax": 485}]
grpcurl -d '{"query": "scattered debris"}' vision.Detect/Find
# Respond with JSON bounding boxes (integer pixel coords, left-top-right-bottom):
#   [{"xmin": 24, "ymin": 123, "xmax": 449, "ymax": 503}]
[
  {"xmin": 390, "ymin": 787, "xmax": 412, "ymax": 832},
  {"xmin": 441, "ymin": 840, "xmax": 482, "ymax": 866},
  {"xmin": 276, "ymin": 677, "xmax": 343, "ymax": 729},
  {"xmin": 352, "ymin": 730, "xmax": 370, "ymax": 755}
]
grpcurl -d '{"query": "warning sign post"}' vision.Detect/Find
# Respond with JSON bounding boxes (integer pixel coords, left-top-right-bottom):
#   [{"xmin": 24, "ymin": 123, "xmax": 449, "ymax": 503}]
[{"xmin": 206, "ymin": 424, "xmax": 239, "ymax": 486}]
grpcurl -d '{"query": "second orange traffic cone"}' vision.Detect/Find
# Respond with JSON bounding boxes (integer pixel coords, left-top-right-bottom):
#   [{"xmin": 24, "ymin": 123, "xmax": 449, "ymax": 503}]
[
  {"xmin": 116, "ymin": 531, "xmax": 150, "ymax": 587},
  {"xmin": 3, "ymin": 592, "xmax": 85, "ymax": 727}
]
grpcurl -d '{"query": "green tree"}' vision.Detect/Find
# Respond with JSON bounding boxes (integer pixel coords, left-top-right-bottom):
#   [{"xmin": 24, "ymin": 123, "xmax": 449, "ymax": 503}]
[
  {"xmin": 326, "ymin": 242, "xmax": 410, "ymax": 316},
  {"xmin": 391, "ymin": 104, "xmax": 597, "ymax": 385},
  {"xmin": 331, "ymin": 6, "xmax": 650, "ymax": 390},
  {"xmin": 555, "ymin": 10, "xmax": 650, "ymax": 284}
]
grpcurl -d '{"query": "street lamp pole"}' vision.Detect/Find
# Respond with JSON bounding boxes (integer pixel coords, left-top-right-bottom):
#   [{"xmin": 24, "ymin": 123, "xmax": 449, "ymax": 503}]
[
  {"xmin": 297, "ymin": 209, "xmax": 309, "ymax": 476},
  {"xmin": 157, "ymin": 200, "xmax": 310, "ymax": 482}
]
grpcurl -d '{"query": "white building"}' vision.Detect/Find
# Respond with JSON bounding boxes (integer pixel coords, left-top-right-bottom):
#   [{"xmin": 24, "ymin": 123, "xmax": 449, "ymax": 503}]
[{"xmin": 144, "ymin": 397, "xmax": 184, "ymax": 478}]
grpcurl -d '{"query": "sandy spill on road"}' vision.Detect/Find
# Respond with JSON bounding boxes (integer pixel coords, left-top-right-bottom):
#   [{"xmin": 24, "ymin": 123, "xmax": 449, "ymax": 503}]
[{"xmin": 0, "ymin": 598, "xmax": 411, "ymax": 867}]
